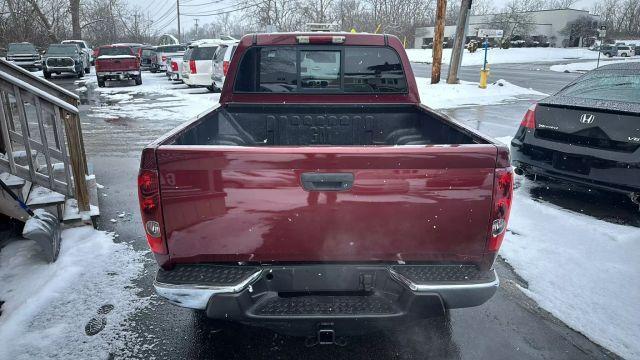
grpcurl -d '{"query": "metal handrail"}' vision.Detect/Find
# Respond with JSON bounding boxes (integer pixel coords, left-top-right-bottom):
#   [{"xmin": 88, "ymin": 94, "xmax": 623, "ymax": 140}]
[{"xmin": 0, "ymin": 58, "xmax": 90, "ymax": 212}]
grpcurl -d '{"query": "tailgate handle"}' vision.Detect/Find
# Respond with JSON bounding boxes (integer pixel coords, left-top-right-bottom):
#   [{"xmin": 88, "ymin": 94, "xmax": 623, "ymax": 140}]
[{"xmin": 300, "ymin": 173, "xmax": 354, "ymax": 192}]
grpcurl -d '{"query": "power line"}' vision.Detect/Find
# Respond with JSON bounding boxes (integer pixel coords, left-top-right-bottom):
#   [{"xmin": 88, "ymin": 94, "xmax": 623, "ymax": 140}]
[
  {"xmin": 181, "ymin": 2, "xmax": 258, "ymax": 16},
  {"xmin": 154, "ymin": 13, "xmax": 177, "ymax": 31},
  {"xmin": 152, "ymin": 4, "xmax": 177, "ymax": 25},
  {"xmin": 180, "ymin": 0, "xmax": 227, "ymax": 7}
]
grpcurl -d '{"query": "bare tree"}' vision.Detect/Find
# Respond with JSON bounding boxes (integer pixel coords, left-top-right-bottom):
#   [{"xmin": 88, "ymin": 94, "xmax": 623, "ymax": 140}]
[{"xmin": 490, "ymin": 0, "xmax": 535, "ymax": 41}]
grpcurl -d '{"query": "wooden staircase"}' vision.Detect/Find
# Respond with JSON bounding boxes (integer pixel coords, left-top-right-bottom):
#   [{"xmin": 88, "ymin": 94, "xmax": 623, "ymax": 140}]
[{"xmin": 0, "ymin": 58, "xmax": 99, "ymax": 226}]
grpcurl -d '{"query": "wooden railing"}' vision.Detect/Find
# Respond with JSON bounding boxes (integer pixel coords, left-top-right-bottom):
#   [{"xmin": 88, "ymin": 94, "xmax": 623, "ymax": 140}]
[{"xmin": 0, "ymin": 58, "xmax": 90, "ymax": 212}]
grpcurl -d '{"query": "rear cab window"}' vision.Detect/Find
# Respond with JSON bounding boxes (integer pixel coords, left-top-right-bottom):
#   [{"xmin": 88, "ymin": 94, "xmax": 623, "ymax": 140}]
[
  {"xmin": 234, "ymin": 46, "xmax": 408, "ymax": 93},
  {"xmin": 99, "ymin": 47, "xmax": 133, "ymax": 56}
]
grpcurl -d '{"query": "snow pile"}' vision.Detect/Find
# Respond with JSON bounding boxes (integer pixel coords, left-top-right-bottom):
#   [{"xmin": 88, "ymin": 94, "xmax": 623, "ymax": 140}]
[
  {"xmin": 417, "ymin": 77, "xmax": 546, "ymax": 109},
  {"xmin": 0, "ymin": 226, "xmax": 148, "ymax": 360},
  {"xmin": 406, "ymin": 47, "xmax": 598, "ymax": 66},
  {"xmin": 491, "ymin": 139, "xmax": 640, "ymax": 360},
  {"xmin": 550, "ymin": 58, "xmax": 640, "ymax": 73}
]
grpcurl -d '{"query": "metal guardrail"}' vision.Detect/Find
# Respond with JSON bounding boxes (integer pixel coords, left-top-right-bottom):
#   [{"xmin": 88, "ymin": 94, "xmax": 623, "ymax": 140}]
[{"xmin": 0, "ymin": 58, "xmax": 91, "ymax": 212}]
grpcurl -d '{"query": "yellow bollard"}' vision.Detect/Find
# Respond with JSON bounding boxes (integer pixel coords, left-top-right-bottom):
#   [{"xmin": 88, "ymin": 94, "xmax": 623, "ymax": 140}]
[{"xmin": 479, "ymin": 68, "xmax": 490, "ymax": 89}]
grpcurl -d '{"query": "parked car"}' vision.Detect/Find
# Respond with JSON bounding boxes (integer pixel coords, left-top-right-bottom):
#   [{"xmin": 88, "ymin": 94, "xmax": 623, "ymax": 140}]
[
  {"xmin": 181, "ymin": 42, "xmax": 220, "ymax": 88},
  {"xmin": 42, "ymin": 43, "xmax": 86, "ymax": 79},
  {"xmin": 616, "ymin": 45, "xmax": 635, "ymax": 57},
  {"xmin": 61, "ymin": 39, "xmax": 93, "ymax": 69},
  {"xmin": 510, "ymin": 62, "xmax": 640, "ymax": 208},
  {"xmin": 166, "ymin": 55, "xmax": 184, "ymax": 81},
  {"xmin": 139, "ymin": 33, "xmax": 513, "ymax": 340},
  {"xmin": 5, "ymin": 42, "xmax": 42, "ymax": 70},
  {"xmin": 210, "ymin": 41, "xmax": 239, "ymax": 91},
  {"xmin": 140, "ymin": 46, "xmax": 155, "ymax": 70},
  {"xmin": 150, "ymin": 44, "xmax": 186, "ymax": 73},
  {"xmin": 95, "ymin": 45, "xmax": 142, "ymax": 87},
  {"xmin": 600, "ymin": 45, "xmax": 617, "ymax": 57}
]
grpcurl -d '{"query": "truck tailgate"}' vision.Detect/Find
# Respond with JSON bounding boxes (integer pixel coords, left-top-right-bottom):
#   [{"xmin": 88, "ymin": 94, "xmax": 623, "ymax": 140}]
[
  {"xmin": 156, "ymin": 145, "xmax": 497, "ymax": 264},
  {"xmin": 96, "ymin": 56, "xmax": 138, "ymax": 72}
]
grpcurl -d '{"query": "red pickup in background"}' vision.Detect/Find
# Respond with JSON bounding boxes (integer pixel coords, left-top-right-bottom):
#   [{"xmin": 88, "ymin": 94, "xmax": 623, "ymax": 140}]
[{"xmin": 95, "ymin": 45, "xmax": 141, "ymax": 87}]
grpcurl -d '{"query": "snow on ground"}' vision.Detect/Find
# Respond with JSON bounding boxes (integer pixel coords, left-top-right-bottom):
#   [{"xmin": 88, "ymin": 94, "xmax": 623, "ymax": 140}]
[
  {"xmin": 406, "ymin": 47, "xmax": 599, "ymax": 66},
  {"xmin": 550, "ymin": 57, "xmax": 640, "ymax": 73},
  {"xmin": 76, "ymin": 72, "xmax": 220, "ymax": 122},
  {"xmin": 494, "ymin": 137, "xmax": 640, "ymax": 360},
  {"xmin": 0, "ymin": 226, "xmax": 148, "ymax": 360},
  {"xmin": 417, "ymin": 77, "xmax": 546, "ymax": 109}
]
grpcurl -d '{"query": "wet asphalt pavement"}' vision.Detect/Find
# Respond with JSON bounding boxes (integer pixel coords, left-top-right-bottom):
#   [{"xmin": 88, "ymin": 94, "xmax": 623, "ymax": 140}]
[{"xmin": 46, "ymin": 62, "xmax": 634, "ymax": 359}]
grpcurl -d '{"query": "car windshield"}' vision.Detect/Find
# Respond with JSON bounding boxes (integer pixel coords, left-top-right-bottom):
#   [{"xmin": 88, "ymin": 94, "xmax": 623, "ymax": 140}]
[
  {"xmin": 8, "ymin": 43, "xmax": 36, "ymax": 53},
  {"xmin": 47, "ymin": 45, "xmax": 77, "ymax": 55},
  {"xmin": 159, "ymin": 45, "xmax": 186, "ymax": 53},
  {"xmin": 64, "ymin": 41, "xmax": 86, "ymax": 49},
  {"xmin": 99, "ymin": 47, "xmax": 132, "ymax": 56},
  {"xmin": 558, "ymin": 70, "xmax": 640, "ymax": 104}
]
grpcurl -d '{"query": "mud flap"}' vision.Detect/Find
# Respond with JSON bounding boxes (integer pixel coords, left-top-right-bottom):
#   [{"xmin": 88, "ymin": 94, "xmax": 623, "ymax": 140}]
[{"xmin": 22, "ymin": 210, "xmax": 61, "ymax": 263}]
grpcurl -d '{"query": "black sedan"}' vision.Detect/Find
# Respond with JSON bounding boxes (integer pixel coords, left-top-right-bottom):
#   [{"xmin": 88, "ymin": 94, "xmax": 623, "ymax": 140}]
[{"xmin": 510, "ymin": 62, "xmax": 640, "ymax": 208}]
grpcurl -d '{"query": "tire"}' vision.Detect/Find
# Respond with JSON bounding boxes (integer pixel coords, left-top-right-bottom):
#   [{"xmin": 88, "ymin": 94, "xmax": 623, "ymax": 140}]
[
  {"xmin": 206, "ymin": 85, "xmax": 215, "ymax": 92},
  {"xmin": 621, "ymin": 53, "xmax": 628, "ymax": 57},
  {"xmin": 43, "ymin": 71, "xmax": 51, "ymax": 79},
  {"xmin": 150, "ymin": 68, "xmax": 157, "ymax": 74},
  {"xmin": 135, "ymin": 75, "xmax": 142, "ymax": 85},
  {"xmin": 77, "ymin": 67, "xmax": 85, "ymax": 78},
  {"xmin": 97, "ymin": 77, "xmax": 105, "ymax": 87},
  {"xmin": 85, "ymin": 66, "xmax": 91, "ymax": 74}
]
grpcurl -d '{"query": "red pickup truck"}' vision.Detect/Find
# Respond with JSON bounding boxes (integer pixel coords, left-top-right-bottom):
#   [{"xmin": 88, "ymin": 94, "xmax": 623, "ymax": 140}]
[
  {"xmin": 95, "ymin": 45, "xmax": 142, "ymax": 87},
  {"xmin": 138, "ymin": 33, "xmax": 513, "ymax": 342}
]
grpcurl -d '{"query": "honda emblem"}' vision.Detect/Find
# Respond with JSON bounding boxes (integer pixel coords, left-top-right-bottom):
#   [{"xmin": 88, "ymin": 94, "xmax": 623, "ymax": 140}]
[{"xmin": 579, "ymin": 113, "xmax": 594, "ymax": 124}]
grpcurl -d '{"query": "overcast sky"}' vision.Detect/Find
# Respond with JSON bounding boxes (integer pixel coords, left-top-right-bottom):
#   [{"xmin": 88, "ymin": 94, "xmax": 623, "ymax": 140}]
[{"xmin": 127, "ymin": 0, "xmax": 602, "ymax": 35}]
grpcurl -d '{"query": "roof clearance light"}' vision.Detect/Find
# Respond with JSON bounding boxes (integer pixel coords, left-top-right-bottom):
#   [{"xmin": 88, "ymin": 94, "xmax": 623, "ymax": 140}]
[{"xmin": 296, "ymin": 36, "xmax": 346, "ymax": 44}]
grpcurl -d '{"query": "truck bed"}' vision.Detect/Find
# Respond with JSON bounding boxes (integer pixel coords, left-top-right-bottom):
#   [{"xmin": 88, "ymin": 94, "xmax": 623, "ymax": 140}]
[
  {"xmin": 168, "ymin": 104, "xmax": 485, "ymax": 146},
  {"xmin": 152, "ymin": 104, "xmax": 499, "ymax": 267}
]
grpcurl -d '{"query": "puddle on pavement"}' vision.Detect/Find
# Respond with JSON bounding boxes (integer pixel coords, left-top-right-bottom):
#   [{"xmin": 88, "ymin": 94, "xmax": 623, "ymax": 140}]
[{"xmin": 104, "ymin": 117, "xmax": 133, "ymax": 126}]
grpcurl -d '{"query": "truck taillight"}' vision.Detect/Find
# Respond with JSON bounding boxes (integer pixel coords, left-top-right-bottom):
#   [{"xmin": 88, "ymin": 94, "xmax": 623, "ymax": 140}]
[
  {"xmin": 189, "ymin": 59, "xmax": 197, "ymax": 74},
  {"xmin": 486, "ymin": 167, "xmax": 513, "ymax": 255},
  {"xmin": 520, "ymin": 103, "xmax": 536, "ymax": 129},
  {"xmin": 171, "ymin": 61, "xmax": 178, "ymax": 71},
  {"xmin": 138, "ymin": 149, "xmax": 167, "ymax": 255},
  {"xmin": 296, "ymin": 35, "xmax": 345, "ymax": 44},
  {"xmin": 222, "ymin": 60, "xmax": 229, "ymax": 76}
]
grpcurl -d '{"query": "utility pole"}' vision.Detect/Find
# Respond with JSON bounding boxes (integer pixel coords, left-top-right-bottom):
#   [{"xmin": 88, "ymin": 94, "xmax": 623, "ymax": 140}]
[
  {"xmin": 133, "ymin": 12, "xmax": 140, "ymax": 42},
  {"xmin": 194, "ymin": 18, "xmax": 199, "ymax": 39},
  {"xmin": 177, "ymin": 0, "xmax": 181, "ymax": 42},
  {"xmin": 447, "ymin": 0, "xmax": 472, "ymax": 84},
  {"xmin": 431, "ymin": 0, "xmax": 447, "ymax": 84}
]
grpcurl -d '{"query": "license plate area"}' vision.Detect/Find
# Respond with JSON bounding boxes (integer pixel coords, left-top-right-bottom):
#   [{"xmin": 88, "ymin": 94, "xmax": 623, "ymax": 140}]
[{"xmin": 553, "ymin": 152, "xmax": 590, "ymax": 175}]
